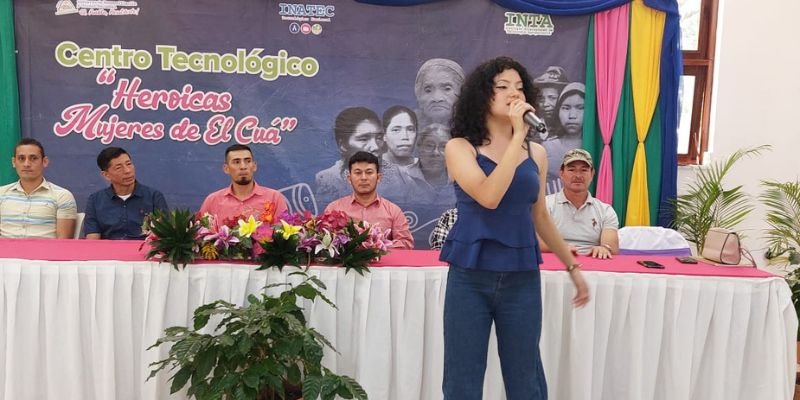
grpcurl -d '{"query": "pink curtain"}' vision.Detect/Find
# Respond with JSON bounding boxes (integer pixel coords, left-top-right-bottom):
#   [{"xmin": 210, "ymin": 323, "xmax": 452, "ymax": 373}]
[{"xmin": 593, "ymin": 3, "xmax": 629, "ymax": 204}]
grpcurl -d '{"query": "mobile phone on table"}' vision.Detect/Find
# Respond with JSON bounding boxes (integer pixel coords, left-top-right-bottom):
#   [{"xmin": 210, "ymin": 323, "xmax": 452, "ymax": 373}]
[
  {"xmin": 675, "ymin": 256, "xmax": 698, "ymax": 264},
  {"xmin": 637, "ymin": 260, "xmax": 665, "ymax": 269}
]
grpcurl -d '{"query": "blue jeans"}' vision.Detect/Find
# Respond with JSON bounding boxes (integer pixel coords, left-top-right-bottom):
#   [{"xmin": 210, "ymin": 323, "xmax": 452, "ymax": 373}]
[{"xmin": 443, "ymin": 266, "xmax": 547, "ymax": 400}]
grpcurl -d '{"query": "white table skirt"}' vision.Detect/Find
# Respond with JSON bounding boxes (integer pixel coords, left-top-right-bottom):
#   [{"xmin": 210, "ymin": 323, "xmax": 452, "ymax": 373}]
[{"xmin": 0, "ymin": 260, "xmax": 795, "ymax": 400}]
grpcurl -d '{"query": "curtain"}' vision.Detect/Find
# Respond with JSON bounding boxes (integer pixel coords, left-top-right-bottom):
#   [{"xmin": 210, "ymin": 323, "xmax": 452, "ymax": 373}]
[
  {"xmin": 645, "ymin": 102, "xmax": 663, "ymax": 224},
  {"xmin": 583, "ymin": 15, "xmax": 601, "ymax": 195},
  {"xmin": 645, "ymin": 0, "xmax": 682, "ymax": 227},
  {"xmin": 610, "ymin": 40, "xmax": 638, "ymax": 227},
  {"xmin": 0, "ymin": 0, "xmax": 20, "ymax": 185},
  {"xmin": 592, "ymin": 4, "xmax": 629, "ymax": 204},
  {"xmin": 625, "ymin": 0, "xmax": 665, "ymax": 226}
]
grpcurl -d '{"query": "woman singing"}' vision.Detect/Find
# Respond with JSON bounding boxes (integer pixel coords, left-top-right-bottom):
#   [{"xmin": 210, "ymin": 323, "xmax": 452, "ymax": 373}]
[{"xmin": 440, "ymin": 56, "xmax": 590, "ymax": 399}]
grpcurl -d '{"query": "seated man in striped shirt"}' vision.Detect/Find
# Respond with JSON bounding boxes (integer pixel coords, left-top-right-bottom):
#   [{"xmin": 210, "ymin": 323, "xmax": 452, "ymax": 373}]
[
  {"xmin": 0, "ymin": 138, "xmax": 77, "ymax": 238},
  {"xmin": 324, "ymin": 151, "xmax": 414, "ymax": 249}
]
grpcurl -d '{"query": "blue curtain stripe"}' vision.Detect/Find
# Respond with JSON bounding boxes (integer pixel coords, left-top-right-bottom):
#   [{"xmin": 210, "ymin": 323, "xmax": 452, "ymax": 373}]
[{"xmin": 643, "ymin": 0, "xmax": 681, "ymax": 227}]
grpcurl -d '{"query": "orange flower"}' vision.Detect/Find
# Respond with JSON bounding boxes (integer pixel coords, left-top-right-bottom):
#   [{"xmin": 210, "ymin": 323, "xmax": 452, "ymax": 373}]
[
  {"xmin": 201, "ymin": 242, "xmax": 219, "ymax": 260},
  {"xmin": 261, "ymin": 201, "xmax": 276, "ymax": 224}
]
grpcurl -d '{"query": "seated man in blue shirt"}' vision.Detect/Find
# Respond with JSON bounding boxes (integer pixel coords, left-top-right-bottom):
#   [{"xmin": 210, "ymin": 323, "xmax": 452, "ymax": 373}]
[{"xmin": 84, "ymin": 147, "xmax": 168, "ymax": 239}]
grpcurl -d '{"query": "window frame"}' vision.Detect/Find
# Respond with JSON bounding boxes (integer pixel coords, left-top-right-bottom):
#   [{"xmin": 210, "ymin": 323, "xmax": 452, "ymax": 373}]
[{"xmin": 678, "ymin": 0, "xmax": 719, "ymax": 165}]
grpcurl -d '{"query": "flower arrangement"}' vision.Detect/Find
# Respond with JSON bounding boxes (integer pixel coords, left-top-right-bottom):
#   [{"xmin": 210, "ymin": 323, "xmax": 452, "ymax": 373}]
[
  {"xmin": 258, "ymin": 210, "xmax": 393, "ymax": 275},
  {"xmin": 142, "ymin": 204, "xmax": 392, "ymax": 275},
  {"xmin": 141, "ymin": 209, "xmax": 201, "ymax": 268}
]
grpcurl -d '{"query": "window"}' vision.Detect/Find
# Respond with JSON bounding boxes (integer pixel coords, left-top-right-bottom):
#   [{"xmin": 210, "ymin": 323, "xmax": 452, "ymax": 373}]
[{"xmin": 677, "ymin": 0, "xmax": 718, "ymax": 165}]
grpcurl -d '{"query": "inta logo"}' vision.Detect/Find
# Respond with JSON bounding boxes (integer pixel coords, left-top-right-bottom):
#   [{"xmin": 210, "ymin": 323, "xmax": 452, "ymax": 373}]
[{"xmin": 503, "ymin": 12, "xmax": 554, "ymax": 36}]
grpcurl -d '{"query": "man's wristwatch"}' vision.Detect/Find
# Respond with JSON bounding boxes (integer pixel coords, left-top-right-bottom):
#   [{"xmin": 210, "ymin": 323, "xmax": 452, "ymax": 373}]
[{"xmin": 566, "ymin": 263, "xmax": 582, "ymax": 272}]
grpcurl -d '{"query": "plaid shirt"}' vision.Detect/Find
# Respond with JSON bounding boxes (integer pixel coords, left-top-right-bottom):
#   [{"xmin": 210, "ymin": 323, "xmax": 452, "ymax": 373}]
[{"xmin": 429, "ymin": 208, "xmax": 457, "ymax": 250}]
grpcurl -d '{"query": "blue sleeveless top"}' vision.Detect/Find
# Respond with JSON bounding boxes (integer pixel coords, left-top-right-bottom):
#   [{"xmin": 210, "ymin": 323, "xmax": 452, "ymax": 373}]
[{"xmin": 439, "ymin": 152, "xmax": 543, "ymax": 271}]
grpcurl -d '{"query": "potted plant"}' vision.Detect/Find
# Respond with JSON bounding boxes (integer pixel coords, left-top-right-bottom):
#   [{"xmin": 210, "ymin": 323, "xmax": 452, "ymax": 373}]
[
  {"xmin": 761, "ymin": 179, "xmax": 800, "ymax": 333},
  {"xmin": 670, "ymin": 145, "xmax": 769, "ymax": 254},
  {"xmin": 760, "ymin": 179, "xmax": 800, "ymax": 397},
  {"xmin": 148, "ymin": 271, "xmax": 368, "ymax": 400}
]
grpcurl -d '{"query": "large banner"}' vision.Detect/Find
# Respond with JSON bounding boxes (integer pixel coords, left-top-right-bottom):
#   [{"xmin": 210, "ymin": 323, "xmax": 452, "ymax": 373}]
[{"xmin": 15, "ymin": 0, "xmax": 588, "ymax": 247}]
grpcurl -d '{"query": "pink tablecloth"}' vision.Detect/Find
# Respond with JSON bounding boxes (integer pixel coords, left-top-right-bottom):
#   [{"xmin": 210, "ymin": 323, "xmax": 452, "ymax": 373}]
[{"xmin": 0, "ymin": 238, "xmax": 776, "ymax": 278}]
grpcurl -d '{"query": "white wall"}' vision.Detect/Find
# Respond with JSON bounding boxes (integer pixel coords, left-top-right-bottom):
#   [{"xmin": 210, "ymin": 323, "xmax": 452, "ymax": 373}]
[{"xmin": 677, "ymin": 0, "xmax": 800, "ymax": 266}]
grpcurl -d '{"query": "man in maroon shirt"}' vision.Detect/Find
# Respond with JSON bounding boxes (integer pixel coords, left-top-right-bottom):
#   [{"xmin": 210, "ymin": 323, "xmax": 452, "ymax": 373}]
[{"xmin": 324, "ymin": 151, "xmax": 414, "ymax": 249}]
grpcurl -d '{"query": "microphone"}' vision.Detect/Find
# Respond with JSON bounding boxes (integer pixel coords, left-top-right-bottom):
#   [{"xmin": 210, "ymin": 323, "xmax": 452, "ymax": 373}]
[{"xmin": 523, "ymin": 111, "xmax": 547, "ymax": 133}]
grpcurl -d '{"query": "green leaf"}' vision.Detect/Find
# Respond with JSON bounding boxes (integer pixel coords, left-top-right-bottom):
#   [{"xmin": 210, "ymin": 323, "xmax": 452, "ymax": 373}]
[
  {"xmin": 308, "ymin": 275, "xmax": 327, "ymax": 290},
  {"xmin": 295, "ymin": 283, "xmax": 319, "ymax": 300},
  {"xmin": 242, "ymin": 367, "xmax": 261, "ymax": 389},
  {"xmin": 275, "ymin": 336, "xmax": 303, "ymax": 358},
  {"xmin": 320, "ymin": 375, "xmax": 340, "ymax": 398},
  {"xmin": 187, "ymin": 380, "xmax": 207, "ymax": 398},
  {"xmin": 237, "ymin": 335, "xmax": 253, "ymax": 355},
  {"xmin": 337, "ymin": 385, "xmax": 355, "ymax": 399},
  {"xmin": 339, "ymin": 375, "xmax": 369, "ymax": 399},
  {"xmin": 170, "ymin": 367, "xmax": 192, "ymax": 394},
  {"xmin": 234, "ymin": 385, "xmax": 250, "ymax": 400},
  {"xmin": 220, "ymin": 335, "xmax": 235, "ymax": 347},
  {"xmin": 262, "ymin": 373, "xmax": 284, "ymax": 397},
  {"xmin": 193, "ymin": 314, "xmax": 210, "ymax": 331},
  {"xmin": 303, "ymin": 375, "xmax": 322, "ymax": 400},
  {"xmin": 194, "ymin": 348, "xmax": 217, "ymax": 380},
  {"xmin": 287, "ymin": 364, "xmax": 302, "ymax": 385},
  {"xmin": 262, "ymin": 357, "xmax": 286, "ymax": 377}
]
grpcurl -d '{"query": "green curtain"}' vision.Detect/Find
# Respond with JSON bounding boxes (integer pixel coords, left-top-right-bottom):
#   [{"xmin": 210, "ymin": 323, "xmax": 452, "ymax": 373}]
[
  {"xmin": 611, "ymin": 42, "xmax": 637, "ymax": 227},
  {"xmin": 583, "ymin": 15, "xmax": 602, "ymax": 195},
  {"xmin": 644, "ymin": 102, "xmax": 662, "ymax": 224},
  {"xmin": 0, "ymin": 0, "xmax": 20, "ymax": 184}
]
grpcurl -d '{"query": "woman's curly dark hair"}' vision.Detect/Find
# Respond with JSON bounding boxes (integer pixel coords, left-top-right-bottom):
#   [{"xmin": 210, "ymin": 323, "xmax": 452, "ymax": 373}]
[{"xmin": 450, "ymin": 57, "xmax": 538, "ymax": 146}]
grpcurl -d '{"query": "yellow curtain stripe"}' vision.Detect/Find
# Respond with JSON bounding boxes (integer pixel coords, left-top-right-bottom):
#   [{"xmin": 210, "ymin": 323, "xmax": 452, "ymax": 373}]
[{"xmin": 626, "ymin": 0, "xmax": 665, "ymax": 225}]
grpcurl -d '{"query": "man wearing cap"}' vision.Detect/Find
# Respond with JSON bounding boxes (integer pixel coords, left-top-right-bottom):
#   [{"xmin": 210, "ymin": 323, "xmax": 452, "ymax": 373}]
[
  {"xmin": 539, "ymin": 149, "xmax": 619, "ymax": 259},
  {"xmin": 532, "ymin": 65, "xmax": 570, "ymax": 139}
]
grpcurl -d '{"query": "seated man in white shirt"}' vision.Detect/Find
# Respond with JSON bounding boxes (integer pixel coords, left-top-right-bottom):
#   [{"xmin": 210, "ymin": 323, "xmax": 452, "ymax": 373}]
[{"xmin": 539, "ymin": 148, "xmax": 619, "ymax": 259}]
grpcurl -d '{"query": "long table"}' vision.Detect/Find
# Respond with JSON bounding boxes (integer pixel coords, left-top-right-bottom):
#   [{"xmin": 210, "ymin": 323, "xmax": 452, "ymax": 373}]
[{"xmin": 0, "ymin": 239, "xmax": 796, "ymax": 400}]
